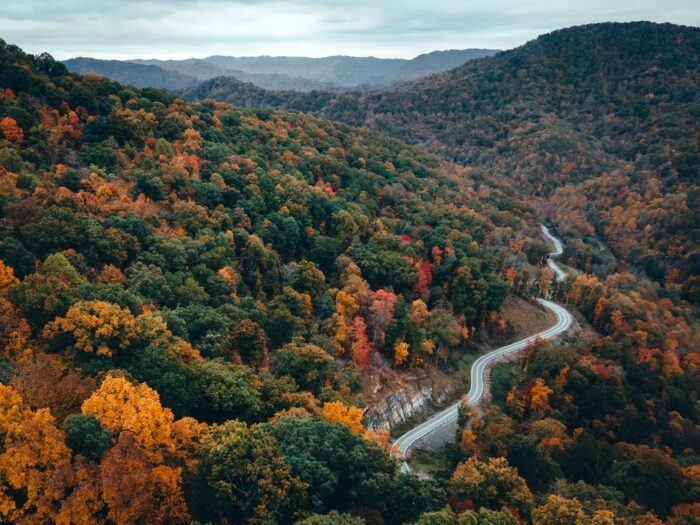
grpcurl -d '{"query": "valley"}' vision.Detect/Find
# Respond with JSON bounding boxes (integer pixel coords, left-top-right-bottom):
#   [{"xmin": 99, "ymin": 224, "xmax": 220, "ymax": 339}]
[{"xmin": 0, "ymin": 15, "xmax": 697, "ymax": 525}]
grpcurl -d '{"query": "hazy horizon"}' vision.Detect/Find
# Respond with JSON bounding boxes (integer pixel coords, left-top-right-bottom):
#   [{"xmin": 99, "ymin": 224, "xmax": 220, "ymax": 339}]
[
  {"xmin": 64, "ymin": 48, "xmax": 501, "ymax": 62},
  {"xmin": 1, "ymin": 0, "xmax": 699, "ymax": 61}
]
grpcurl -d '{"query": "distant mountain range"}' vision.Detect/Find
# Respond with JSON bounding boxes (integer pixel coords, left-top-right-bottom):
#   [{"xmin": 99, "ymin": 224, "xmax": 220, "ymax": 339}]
[
  {"xmin": 62, "ymin": 48, "xmax": 499, "ymax": 92},
  {"xmin": 62, "ymin": 58, "xmax": 193, "ymax": 91}
]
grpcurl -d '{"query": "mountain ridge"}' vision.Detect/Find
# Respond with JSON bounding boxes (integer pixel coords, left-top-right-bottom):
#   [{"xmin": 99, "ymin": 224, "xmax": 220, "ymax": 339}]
[{"xmin": 62, "ymin": 48, "xmax": 499, "ymax": 92}]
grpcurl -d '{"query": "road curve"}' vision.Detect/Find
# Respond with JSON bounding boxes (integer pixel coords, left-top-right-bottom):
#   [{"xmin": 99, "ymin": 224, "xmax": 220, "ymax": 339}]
[
  {"xmin": 394, "ymin": 226, "xmax": 572, "ymax": 472},
  {"xmin": 541, "ymin": 225, "xmax": 566, "ymax": 281}
]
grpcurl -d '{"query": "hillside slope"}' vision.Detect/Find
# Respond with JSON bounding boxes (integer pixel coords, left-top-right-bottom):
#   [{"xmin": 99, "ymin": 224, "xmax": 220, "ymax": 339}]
[
  {"xmin": 64, "ymin": 57, "xmax": 336, "ymax": 92},
  {"xmin": 367, "ymin": 48, "xmax": 500, "ymax": 86},
  {"xmin": 64, "ymin": 57, "xmax": 198, "ymax": 90},
  {"xmin": 185, "ymin": 22, "xmax": 700, "ymax": 301},
  {"xmin": 1, "ymin": 35, "xmax": 699, "ymax": 524},
  {"xmin": 0, "ymin": 37, "xmax": 542, "ymax": 523}
]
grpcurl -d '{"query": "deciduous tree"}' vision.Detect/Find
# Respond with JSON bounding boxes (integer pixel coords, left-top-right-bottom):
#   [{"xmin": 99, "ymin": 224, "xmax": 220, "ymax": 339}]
[
  {"xmin": 10, "ymin": 354, "xmax": 96, "ymax": 423},
  {"xmin": 81, "ymin": 375, "xmax": 175, "ymax": 461},
  {"xmin": 195, "ymin": 420, "xmax": 304, "ymax": 524},
  {"xmin": 273, "ymin": 341, "xmax": 333, "ymax": 393},
  {"xmin": 450, "ymin": 456, "xmax": 534, "ymax": 519},
  {"xmin": 0, "ymin": 117, "xmax": 23, "ymax": 145},
  {"xmin": 223, "ymin": 318, "xmax": 268, "ymax": 367},
  {"xmin": 322, "ymin": 401, "xmax": 365, "ymax": 435},
  {"xmin": 100, "ymin": 434, "xmax": 190, "ymax": 525},
  {"xmin": 369, "ymin": 289, "xmax": 397, "ymax": 347},
  {"xmin": 350, "ymin": 316, "xmax": 371, "ymax": 370},
  {"xmin": 394, "ymin": 340, "xmax": 409, "ymax": 365},
  {"xmin": 0, "ymin": 384, "xmax": 71, "ymax": 523}
]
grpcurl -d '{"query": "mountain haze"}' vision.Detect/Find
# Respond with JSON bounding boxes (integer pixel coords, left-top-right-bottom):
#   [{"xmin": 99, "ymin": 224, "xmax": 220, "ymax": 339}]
[
  {"xmin": 63, "ymin": 57, "xmax": 197, "ymax": 91},
  {"xmin": 203, "ymin": 49, "xmax": 499, "ymax": 87},
  {"xmin": 62, "ymin": 48, "xmax": 499, "ymax": 92},
  {"xmin": 131, "ymin": 57, "xmax": 338, "ymax": 91}
]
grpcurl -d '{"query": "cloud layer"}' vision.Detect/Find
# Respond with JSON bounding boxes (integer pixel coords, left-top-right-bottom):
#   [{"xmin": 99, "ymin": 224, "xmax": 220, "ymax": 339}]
[{"xmin": 1, "ymin": 0, "xmax": 698, "ymax": 59}]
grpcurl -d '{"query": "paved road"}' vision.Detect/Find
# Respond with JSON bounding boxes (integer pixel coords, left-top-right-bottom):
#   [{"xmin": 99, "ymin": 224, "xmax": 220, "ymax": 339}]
[
  {"xmin": 541, "ymin": 225, "xmax": 566, "ymax": 281},
  {"xmin": 394, "ymin": 226, "xmax": 572, "ymax": 472}
]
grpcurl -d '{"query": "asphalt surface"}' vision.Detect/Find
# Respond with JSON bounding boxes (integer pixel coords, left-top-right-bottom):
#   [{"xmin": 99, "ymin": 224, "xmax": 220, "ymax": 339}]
[
  {"xmin": 541, "ymin": 224, "xmax": 566, "ymax": 281},
  {"xmin": 394, "ymin": 225, "xmax": 572, "ymax": 472}
]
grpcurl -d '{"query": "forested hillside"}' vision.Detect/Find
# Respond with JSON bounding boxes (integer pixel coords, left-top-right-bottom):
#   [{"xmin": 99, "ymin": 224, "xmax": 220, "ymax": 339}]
[
  {"xmin": 0, "ymin": 24, "xmax": 699, "ymax": 525},
  {"xmin": 0, "ymin": 38, "xmax": 550, "ymax": 524},
  {"xmin": 202, "ymin": 50, "xmax": 498, "ymax": 88},
  {"xmin": 185, "ymin": 22, "xmax": 700, "ymax": 303}
]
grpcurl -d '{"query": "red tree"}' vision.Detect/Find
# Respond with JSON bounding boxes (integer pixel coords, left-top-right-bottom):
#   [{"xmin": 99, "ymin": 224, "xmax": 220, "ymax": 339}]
[
  {"xmin": 415, "ymin": 260, "xmax": 433, "ymax": 295},
  {"xmin": 350, "ymin": 316, "xmax": 371, "ymax": 370},
  {"xmin": 0, "ymin": 117, "xmax": 23, "ymax": 145},
  {"xmin": 369, "ymin": 289, "xmax": 397, "ymax": 346}
]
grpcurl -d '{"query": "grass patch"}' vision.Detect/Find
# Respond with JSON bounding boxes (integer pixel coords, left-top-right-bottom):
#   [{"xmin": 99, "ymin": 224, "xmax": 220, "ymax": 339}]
[
  {"xmin": 408, "ymin": 448, "xmax": 447, "ymax": 476},
  {"xmin": 457, "ymin": 350, "xmax": 480, "ymax": 376}
]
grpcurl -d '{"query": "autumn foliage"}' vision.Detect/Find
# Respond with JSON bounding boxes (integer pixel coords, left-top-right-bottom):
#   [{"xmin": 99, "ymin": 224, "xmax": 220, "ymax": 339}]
[{"xmin": 0, "ymin": 27, "xmax": 697, "ymax": 524}]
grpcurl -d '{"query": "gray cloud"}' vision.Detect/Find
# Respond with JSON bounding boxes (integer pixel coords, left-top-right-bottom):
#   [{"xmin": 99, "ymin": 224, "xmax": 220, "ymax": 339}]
[{"xmin": 1, "ymin": 0, "xmax": 698, "ymax": 59}]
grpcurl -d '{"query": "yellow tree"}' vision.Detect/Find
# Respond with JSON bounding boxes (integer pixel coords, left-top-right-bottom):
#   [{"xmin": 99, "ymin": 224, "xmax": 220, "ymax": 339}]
[
  {"xmin": 322, "ymin": 401, "xmax": 365, "ymax": 435},
  {"xmin": 394, "ymin": 340, "xmax": 409, "ymax": 366},
  {"xmin": 43, "ymin": 300, "xmax": 139, "ymax": 357},
  {"xmin": 532, "ymin": 495, "xmax": 586, "ymax": 525},
  {"xmin": 450, "ymin": 456, "xmax": 534, "ymax": 519},
  {"xmin": 459, "ymin": 429, "xmax": 478, "ymax": 456},
  {"xmin": 528, "ymin": 418, "xmax": 572, "ymax": 451},
  {"xmin": 44, "ymin": 300, "xmax": 179, "ymax": 359},
  {"xmin": 81, "ymin": 375, "xmax": 175, "ymax": 461},
  {"xmin": 410, "ymin": 299, "xmax": 430, "ymax": 327},
  {"xmin": 333, "ymin": 291, "xmax": 359, "ymax": 355},
  {"xmin": 0, "ymin": 385, "xmax": 71, "ymax": 523},
  {"xmin": 0, "ymin": 261, "xmax": 18, "ymax": 295},
  {"xmin": 530, "ymin": 378, "xmax": 554, "ymax": 416}
]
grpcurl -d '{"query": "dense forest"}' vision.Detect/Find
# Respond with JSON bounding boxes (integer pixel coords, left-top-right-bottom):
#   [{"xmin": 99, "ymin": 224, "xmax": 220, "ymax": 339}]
[
  {"xmin": 0, "ymin": 37, "xmax": 543, "ymax": 524},
  {"xmin": 184, "ymin": 22, "xmax": 700, "ymax": 305},
  {"xmin": 0, "ymin": 21, "xmax": 698, "ymax": 525}
]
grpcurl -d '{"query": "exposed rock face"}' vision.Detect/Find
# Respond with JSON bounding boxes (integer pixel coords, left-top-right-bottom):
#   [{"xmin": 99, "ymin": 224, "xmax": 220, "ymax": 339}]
[{"xmin": 363, "ymin": 367, "xmax": 458, "ymax": 430}]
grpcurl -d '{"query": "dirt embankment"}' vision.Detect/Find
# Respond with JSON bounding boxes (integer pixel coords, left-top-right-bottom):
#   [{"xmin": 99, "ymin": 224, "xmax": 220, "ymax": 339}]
[{"xmin": 476, "ymin": 295, "xmax": 557, "ymax": 351}]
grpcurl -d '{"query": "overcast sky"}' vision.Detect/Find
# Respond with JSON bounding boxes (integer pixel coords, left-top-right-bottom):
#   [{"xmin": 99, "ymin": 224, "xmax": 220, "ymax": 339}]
[{"xmin": 1, "ymin": 0, "xmax": 698, "ymax": 60}]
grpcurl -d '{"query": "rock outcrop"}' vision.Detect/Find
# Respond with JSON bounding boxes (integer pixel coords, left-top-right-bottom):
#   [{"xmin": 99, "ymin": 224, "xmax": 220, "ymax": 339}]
[{"xmin": 363, "ymin": 367, "xmax": 458, "ymax": 430}]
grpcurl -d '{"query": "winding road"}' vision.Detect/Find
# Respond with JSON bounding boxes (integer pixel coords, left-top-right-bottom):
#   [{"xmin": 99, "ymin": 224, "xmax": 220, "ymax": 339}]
[
  {"xmin": 394, "ymin": 226, "xmax": 572, "ymax": 472},
  {"xmin": 540, "ymin": 225, "xmax": 566, "ymax": 281}
]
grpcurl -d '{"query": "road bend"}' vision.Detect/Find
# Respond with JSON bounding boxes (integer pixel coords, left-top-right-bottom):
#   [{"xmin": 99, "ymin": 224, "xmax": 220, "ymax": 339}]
[{"xmin": 394, "ymin": 225, "xmax": 572, "ymax": 472}]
